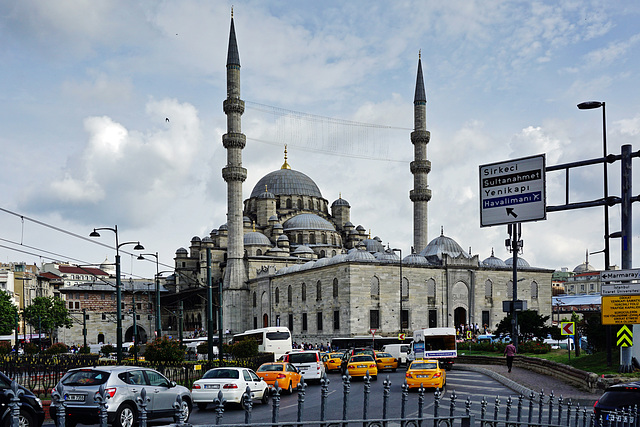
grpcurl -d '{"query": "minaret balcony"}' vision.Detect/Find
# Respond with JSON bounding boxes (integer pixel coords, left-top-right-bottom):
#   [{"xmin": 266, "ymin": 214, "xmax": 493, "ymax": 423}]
[
  {"xmin": 410, "ymin": 188, "xmax": 432, "ymax": 202},
  {"xmin": 222, "ymin": 166, "xmax": 247, "ymax": 182},
  {"xmin": 411, "ymin": 130, "xmax": 431, "ymax": 145},
  {"xmin": 223, "ymin": 132, "xmax": 247, "ymax": 149},
  {"xmin": 223, "ymin": 98, "xmax": 245, "ymax": 114},
  {"xmin": 410, "ymin": 160, "xmax": 431, "ymax": 174}
]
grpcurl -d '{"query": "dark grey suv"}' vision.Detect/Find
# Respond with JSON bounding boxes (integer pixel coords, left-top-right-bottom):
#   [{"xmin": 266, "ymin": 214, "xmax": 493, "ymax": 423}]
[
  {"xmin": 593, "ymin": 381, "xmax": 640, "ymax": 425},
  {"xmin": 50, "ymin": 366, "xmax": 191, "ymax": 427}
]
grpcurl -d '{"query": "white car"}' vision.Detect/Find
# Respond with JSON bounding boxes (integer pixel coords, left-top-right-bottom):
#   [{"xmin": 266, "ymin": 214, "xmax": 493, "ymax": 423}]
[{"xmin": 191, "ymin": 367, "xmax": 269, "ymax": 410}]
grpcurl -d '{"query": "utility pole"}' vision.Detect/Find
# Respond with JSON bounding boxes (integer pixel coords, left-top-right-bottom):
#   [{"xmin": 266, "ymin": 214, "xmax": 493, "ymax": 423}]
[
  {"xmin": 206, "ymin": 248, "xmax": 215, "ymax": 361},
  {"xmin": 82, "ymin": 308, "xmax": 87, "ymax": 351}
]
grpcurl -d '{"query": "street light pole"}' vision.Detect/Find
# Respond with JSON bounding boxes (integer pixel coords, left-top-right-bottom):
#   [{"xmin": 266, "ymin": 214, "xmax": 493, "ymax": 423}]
[
  {"xmin": 138, "ymin": 252, "xmax": 161, "ymax": 339},
  {"xmin": 392, "ymin": 248, "xmax": 403, "ymax": 333},
  {"xmin": 90, "ymin": 226, "xmax": 144, "ymax": 364},
  {"xmin": 577, "ymin": 100, "xmax": 612, "ymax": 367}
]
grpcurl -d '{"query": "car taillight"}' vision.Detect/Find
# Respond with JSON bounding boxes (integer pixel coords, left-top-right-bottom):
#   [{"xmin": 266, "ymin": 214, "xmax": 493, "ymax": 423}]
[
  {"xmin": 223, "ymin": 383, "xmax": 238, "ymax": 389},
  {"xmin": 405, "ymin": 373, "xmax": 412, "ymax": 378},
  {"xmin": 105, "ymin": 387, "xmax": 117, "ymax": 398},
  {"xmin": 433, "ymin": 372, "xmax": 442, "ymax": 378},
  {"xmin": 277, "ymin": 374, "xmax": 286, "ymax": 379},
  {"xmin": 593, "ymin": 400, "xmax": 599, "ymax": 409},
  {"xmin": 192, "ymin": 384, "xmax": 201, "ymax": 389},
  {"xmin": 369, "ymin": 364, "xmax": 376, "ymax": 368}
]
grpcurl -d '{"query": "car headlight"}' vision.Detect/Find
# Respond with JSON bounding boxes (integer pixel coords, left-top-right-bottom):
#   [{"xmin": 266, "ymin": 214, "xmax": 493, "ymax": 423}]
[{"xmin": 35, "ymin": 397, "xmax": 43, "ymax": 408}]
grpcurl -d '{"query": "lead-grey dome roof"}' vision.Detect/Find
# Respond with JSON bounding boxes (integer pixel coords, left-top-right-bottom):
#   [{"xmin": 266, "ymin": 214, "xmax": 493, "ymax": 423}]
[
  {"xmin": 403, "ymin": 253, "xmax": 429, "ymax": 265},
  {"xmin": 573, "ymin": 261, "xmax": 595, "ymax": 273},
  {"xmin": 483, "ymin": 249, "xmax": 507, "ymax": 268},
  {"xmin": 244, "ymin": 231, "xmax": 271, "ymax": 246},
  {"xmin": 505, "ymin": 257, "xmax": 531, "ymax": 268},
  {"xmin": 346, "ymin": 248, "xmax": 377, "ymax": 262},
  {"xmin": 250, "ymin": 169, "xmax": 322, "ymax": 198},
  {"xmin": 362, "ymin": 238, "xmax": 385, "ymax": 253},
  {"xmin": 331, "ymin": 197, "xmax": 350, "ymax": 208},
  {"xmin": 284, "ymin": 214, "xmax": 335, "ymax": 231},
  {"xmin": 292, "ymin": 245, "xmax": 314, "ymax": 254},
  {"xmin": 420, "ymin": 230, "xmax": 470, "ymax": 264},
  {"xmin": 375, "ymin": 250, "xmax": 400, "ymax": 263}
]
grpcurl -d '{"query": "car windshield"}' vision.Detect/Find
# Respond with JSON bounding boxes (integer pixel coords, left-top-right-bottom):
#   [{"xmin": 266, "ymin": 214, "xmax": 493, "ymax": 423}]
[
  {"xmin": 411, "ymin": 363, "xmax": 437, "ymax": 370},
  {"xmin": 257, "ymin": 364, "xmax": 283, "ymax": 372},
  {"xmin": 266, "ymin": 331, "xmax": 290, "ymax": 340},
  {"xmin": 598, "ymin": 389, "xmax": 640, "ymax": 407},
  {"xmin": 288, "ymin": 353, "xmax": 318, "ymax": 363},
  {"xmin": 203, "ymin": 369, "xmax": 240, "ymax": 379},
  {"xmin": 351, "ymin": 355, "xmax": 373, "ymax": 362},
  {"xmin": 377, "ymin": 353, "xmax": 392, "ymax": 358},
  {"xmin": 62, "ymin": 370, "xmax": 110, "ymax": 386}
]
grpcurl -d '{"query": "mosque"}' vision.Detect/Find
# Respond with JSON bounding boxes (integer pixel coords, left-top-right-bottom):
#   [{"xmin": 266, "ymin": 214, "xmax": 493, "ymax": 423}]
[{"xmin": 170, "ymin": 14, "xmax": 553, "ymax": 343}]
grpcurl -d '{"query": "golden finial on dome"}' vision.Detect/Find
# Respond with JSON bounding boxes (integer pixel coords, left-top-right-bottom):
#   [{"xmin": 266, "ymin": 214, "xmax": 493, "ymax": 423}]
[
  {"xmin": 368, "ymin": 229, "xmax": 371, "ymax": 239},
  {"xmin": 281, "ymin": 144, "xmax": 291, "ymax": 170},
  {"xmin": 419, "ymin": 49, "xmax": 421, "ymax": 60},
  {"xmin": 252, "ymin": 221, "xmax": 256, "ymax": 232},
  {"xmin": 339, "ymin": 192, "xmax": 342, "ymax": 199},
  {"xmin": 231, "ymin": 6, "xmax": 234, "ymax": 18},
  {"xmin": 265, "ymin": 185, "xmax": 268, "ymax": 192}
]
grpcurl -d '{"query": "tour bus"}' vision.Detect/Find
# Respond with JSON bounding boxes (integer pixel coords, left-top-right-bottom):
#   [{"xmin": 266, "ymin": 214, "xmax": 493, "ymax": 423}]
[{"xmin": 232, "ymin": 326, "xmax": 292, "ymax": 361}]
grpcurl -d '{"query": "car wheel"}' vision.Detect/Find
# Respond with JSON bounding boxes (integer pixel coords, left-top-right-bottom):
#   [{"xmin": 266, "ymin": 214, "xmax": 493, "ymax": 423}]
[
  {"xmin": 197, "ymin": 403, "xmax": 208, "ymax": 411},
  {"xmin": 261, "ymin": 388, "xmax": 270, "ymax": 404},
  {"xmin": 113, "ymin": 404, "xmax": 136, "ymax": 427},
  {"xmin": 9, "ymin": 410, "xmax": 35, "ymax": 427},
  {"xmin": 173, "ymin": 398, "xmax": 191, "ymax": 423},
  {"xmin": 286, "ymin": 381, "xmax": 293, "ymax": 394}
]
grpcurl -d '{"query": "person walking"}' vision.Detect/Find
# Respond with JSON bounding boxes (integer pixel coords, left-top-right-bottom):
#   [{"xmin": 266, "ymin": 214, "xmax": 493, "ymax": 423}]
[{"xmin": 504, "ymin": 340, "xmax": 516, "ymax": 373}]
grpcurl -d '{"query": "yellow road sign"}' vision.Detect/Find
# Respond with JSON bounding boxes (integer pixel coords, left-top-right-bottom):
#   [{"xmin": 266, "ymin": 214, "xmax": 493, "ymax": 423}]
[
  {"xmin": 617, "ymin": 325, "xmax": 633, "ymax": 347},
  {"xmin": 602, "ymin": 295, "xmax": 640, "ymax": 325}
]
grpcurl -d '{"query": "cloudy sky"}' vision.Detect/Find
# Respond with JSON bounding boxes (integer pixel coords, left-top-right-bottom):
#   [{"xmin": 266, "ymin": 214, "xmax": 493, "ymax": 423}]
[{"xmin": 1, "ymin": 0, "xmax": 639, "ymax": 280}]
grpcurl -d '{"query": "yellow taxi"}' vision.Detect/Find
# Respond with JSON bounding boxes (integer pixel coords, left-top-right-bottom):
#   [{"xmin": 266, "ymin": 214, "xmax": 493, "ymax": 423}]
[
  {"xmin": 323, "ymin": 352, "xmax": 345, "ymax": 372},
  {"xmin": 256, "ymin": 362, "xmax": 302, "ymax": 394},
  {"xmin": 346, "ymin": 354, "xmax": 378, "ymax": 380},
  {"xmin": 375, "ymin": 351, "xmax": 398, "ymax": 372},
  {"xmin": 405, "ymin": 359, "xmax": 446, "ymax": 389}
]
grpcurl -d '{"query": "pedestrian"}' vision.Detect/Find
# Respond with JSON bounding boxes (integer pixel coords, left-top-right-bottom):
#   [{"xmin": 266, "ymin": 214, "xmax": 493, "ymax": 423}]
[{"xmin": 504, "ymin": 340, "xmax": 516, "ymax": 373}]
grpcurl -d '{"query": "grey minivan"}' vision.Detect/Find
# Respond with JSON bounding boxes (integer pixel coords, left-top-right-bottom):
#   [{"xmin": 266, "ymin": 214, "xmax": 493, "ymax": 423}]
[{"xmin": 50, "ymin": 366, "xmax": 192, "ymax": 427}]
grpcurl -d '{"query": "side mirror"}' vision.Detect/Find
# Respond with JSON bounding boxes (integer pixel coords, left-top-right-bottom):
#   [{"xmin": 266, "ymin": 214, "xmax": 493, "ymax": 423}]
[{"xmin": 170, "ymin": 381, "xmax": 177, "ymax": 388}]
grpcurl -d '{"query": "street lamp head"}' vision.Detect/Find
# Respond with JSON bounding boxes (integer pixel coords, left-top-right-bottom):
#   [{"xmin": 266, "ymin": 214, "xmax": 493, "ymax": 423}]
[
  {"xmin": 89, "ymin": 230, "xmax": 101, "ymax": 238},
  {"xmin": 577, "ymin": 101, "xmax": 604, "ymax": 110},
  {"xmin": 137, "ymin": 254, "xmax": 145, "ymax": 260},
  {"xmin": 133, "ymin": 242, "xmax": 145, "ymax": 251}
]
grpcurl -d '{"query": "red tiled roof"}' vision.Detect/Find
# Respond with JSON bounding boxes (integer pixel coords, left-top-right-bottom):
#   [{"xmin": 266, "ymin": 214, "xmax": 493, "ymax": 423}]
[
  {"xmin": 39, "ymin": 272, "xmax": 62, "ymax": 280},
  {"xmin": 58, "ymin": 266, "xmax": 108, "ymax": 276}
]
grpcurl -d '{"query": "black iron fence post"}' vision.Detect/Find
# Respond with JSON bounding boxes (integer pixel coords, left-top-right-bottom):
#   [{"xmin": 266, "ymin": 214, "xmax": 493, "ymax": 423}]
[
  {"xmin": 506, "ymin": 396, "xmax": 512, "ymax": 423},
  {"xmin": 537, "ymin": 391, "xmax": 544, "ymax": 425},
  {"xmin": 296, "ymin": 377, "xmax": 306, "ymax": 427},
  {"xmin": 384, "ymin": 377, "xmax": 392, "ymax": 421},
  {"xmin": 213, "ymin": 390, "xmax": 226, "ymax": 425},
  {"xmin": 51, "ymin": 382, "xmax": 67, "ymax": 427},
  {"xmin": 8, "ymin": 381, "xmax": 24, "ymax": 427},
  {"xmin": 547, "ymin": 391, "xmax": 555, "ymax": 425},
  {"xmin": 342, "ymin": 374, "xmax": 350, "ymax": 426},
  {"xmin": 172, "ymin": 394, "xmax": 185, "ymax": 426},
  {"xmin": 136, "ymin": 388, "xmax": 150, "ymax": 427},
  {"xmin": 320, "ymin": 373, "xmax": 329, "ymax": 423},
  {"xmin": 271, "ymin": 381, "xmax": 281, "ymax": 425}
]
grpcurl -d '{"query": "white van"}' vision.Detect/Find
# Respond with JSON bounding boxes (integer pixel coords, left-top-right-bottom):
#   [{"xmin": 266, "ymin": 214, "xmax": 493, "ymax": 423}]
[
  {"xmin": 283, "ymin": 350, "xmax": 325, "ymax": 382},
  {"xmin": 381, "ymin": 344, "xmax": 412, "ymax": 365}
]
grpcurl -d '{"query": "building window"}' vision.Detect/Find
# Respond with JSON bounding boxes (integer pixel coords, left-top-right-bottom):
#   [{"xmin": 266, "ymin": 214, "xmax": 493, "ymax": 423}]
[
  {"xmin": 370, "ymin": 276, "xmax": 380, "ymax": 300},
  {"xmin": 333, "ymin": 278, "xmax": 339, "ymax": 298},
  {"xmin": 370, "ymin": 310, "xmax": 380, "ymax": 329},
  {"xmin": 75, "ymin": 302, "xmax": 80, "ymax": 309},
  {"xmin": 253, "ymin": 292, "xmax": 257, "ymax": 307},
  {"xmin": 316, "ymin": 281, "xmax": 322, "ymax": 301},
  {"xmin": 507, "ymin": 281, "xmax": 513, "ymax": 299},
  {"xmin": 288, "ymin": 285, "xmax": 292, "ymax": 305},
  {"xmin": 301, "ymin": 283, "xmax": 306, "ymax": 302},
  {"xmin": 302, "ymin": 313, "xmax": 308, "ymax": 331},
  {"xmin": 333, "ymin": 310, "xmax": 340, "ymax": 330},
  {"xmin": 275, "ymin": 288, "xmax": 280, "ymax": 305},
  {"xmin": 428, "ymin": 310, "xmax": 437, "ymax": 328},
  {"xmin": 68, "ymin": 301, "xmax": 73, "ymax": 309},
  {"xmin": 484, "ymin": 280, "xmax": 493, "ymax": 298},
  {"xmin": 531, "ymin": 281, "xmax": 538, "ymax": 299},
  {"xmin": 253, "ymin": 317, "xmax": 258, "ymax": 329},
  {"xmin": 401, "ymin": 278, "xmax": 409, "ymax": 301},
  {"xmin": 289, "ymin": 314, "xmax": 294, "ymax": 332},
  {"xmin": 101, "ymin": 293, "xmax": 106, "ymax": 300},
  {"xmin": 102, "ymin": 313, "xmax": 107, "ymax": 320},
  {"xmin": 84, "ymin": 293, "xmax": 89, "ymax": 300},
  {"xmin": 401, "ymin": 309, "xmax": 409, "ymax": 330},
  {"xmin": 482, "ymin": 311, "xmax": 490, "ymax": 331},
  {"xmin": 317, "ymin": 312, "xmax": 323, "ymax": 331}
]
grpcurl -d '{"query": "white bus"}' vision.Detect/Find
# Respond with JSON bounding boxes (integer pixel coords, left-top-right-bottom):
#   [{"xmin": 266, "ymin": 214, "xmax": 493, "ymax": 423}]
[{"xmin": 232, "ymin": 326, "xmax": 292, "ymax": 361}]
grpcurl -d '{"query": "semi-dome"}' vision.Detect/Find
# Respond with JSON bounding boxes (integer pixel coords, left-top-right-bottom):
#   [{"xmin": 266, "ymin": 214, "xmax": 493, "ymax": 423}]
[
  {"xmin": 375, "ymin": 250, "xmax": 400, "ymax": 263},
  {"xmin": 420, "ymin": 229, "xmax": 470, "ymax": 264},
  {"xmin": 403, "ymin": 253, "xmax": 429, "ymax": 265},
  {"xmin": 328, "ymin": 253, "xmax": 348, "ymax": 265},
  {"xmin": 244, "ymin": 231, "xmax": 271, "ymax": 246},
  {"xmin": 283, "ymin": 214, "xmax": 335, "ymax": 231},
  {"xmin": 292, "ymin": 245, "xmax": 314, "ymax": 254},
  {"xmin": 362, "ymin": 238, "xmax": 385, "ymax": 253},
  {"xmin": 483, "ymin": 249, "xmax": 507, "ymax": 268},
  {"xmin": 346, "ymin": 248, "xmax": 377, "ymax": 262},
  {"xmin": 250, "ymin": 169, "xmax": 322, "ymax": 198},
  {"xmin": 505, "ymin": 257, "xmax": 531, "ymax": 268}
]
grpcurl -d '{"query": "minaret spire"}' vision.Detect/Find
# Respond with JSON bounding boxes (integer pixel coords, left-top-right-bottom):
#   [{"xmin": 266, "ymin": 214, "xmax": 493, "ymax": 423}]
[
  {"xmin": 410, "ymin": 51, "xmax": 432, "ymax": 253},
  {"xmin": 221, "ymin": 10, "xmax": 249, "ymax": 334}
]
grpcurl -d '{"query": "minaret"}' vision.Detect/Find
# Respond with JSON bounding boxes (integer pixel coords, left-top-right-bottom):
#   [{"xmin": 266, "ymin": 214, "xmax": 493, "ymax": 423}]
[
  {"xmin": 410, "ymin": 51, "xmax": 432, "ymax": 253},
  {"xmin": 221, "ymin": 10, "xmax": 249, "ymax": 334}
]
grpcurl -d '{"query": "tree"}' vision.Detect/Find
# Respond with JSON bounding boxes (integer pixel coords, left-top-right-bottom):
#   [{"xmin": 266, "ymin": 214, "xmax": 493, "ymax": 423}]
[
  {"xmin": 0, "ymin": 291, "xmax": 18, "ymax": 335},
  {"xmin": 144, "ymin": 337, "xmax": 185, "ymax": 362},
  {"xmin": 23, "ymin": 296, "xmax": 73, "ymax": 343},
  {"xmin": 494, "ymin": 310, "xmax": 553, "ymax": 342}
]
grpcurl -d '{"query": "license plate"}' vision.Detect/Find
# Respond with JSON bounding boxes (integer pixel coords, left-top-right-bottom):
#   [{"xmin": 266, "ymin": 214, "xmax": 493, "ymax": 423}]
[
  {"xmin": 416, "ymin": 374, "xmax": 428, "ymax": 378},
  {"xmin": 67, "ymin": 394, "xmax": 85, "ymax": 401},
  {"xmin": 357, "ymin": 365, "xmax": 366, "ymax": 368},
  {"xmin": 385, "ymin": 365, "xmax": 392, "ymax": 368},
  {"xmin": 204, "ymin": 384, "xmax": 220, "ymax": 389}
]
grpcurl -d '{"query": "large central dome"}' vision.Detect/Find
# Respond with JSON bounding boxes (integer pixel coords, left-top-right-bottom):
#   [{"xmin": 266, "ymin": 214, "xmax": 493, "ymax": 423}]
[{"xmin": 250, "ymin": 168, "xmax": 323, "ymax": 198}]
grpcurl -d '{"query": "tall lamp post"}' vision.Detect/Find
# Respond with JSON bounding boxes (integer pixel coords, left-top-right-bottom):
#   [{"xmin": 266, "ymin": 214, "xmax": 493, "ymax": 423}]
[
  {"xmin": 577, "ymin": 100, "xmax": 612, "ymax": 367},
  {"xmin": 137, "ymin": 252, "xmax": 161, "ymax": 339},
  {"xmin": 90, "ymin": 226, "xmax": 144, "ymax": 364},
  {"xmin": 392, "ymin": 248, "xmax": 403, "ymax": 333}
]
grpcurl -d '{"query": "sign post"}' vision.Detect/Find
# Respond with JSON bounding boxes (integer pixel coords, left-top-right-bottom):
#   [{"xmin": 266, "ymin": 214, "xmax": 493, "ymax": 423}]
[
  {"xmin": 370, "ymin": 328, "xmax": 377, "ymax": 349},
  {"xmin": 561, "ymin": 322, "xmax": 575, "ymax": 361}
]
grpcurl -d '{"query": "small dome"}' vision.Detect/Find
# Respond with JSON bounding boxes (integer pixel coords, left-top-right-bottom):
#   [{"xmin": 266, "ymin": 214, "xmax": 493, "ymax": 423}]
[
  {"xmin": 273, "ymin": 223, "xmax": 283, "ymax": 229},
  {"xmin": 573, "ymin": 261, "xmax": 596, "ymax": 273},
  {"xmin": 356, "ymin": 225, "xmax": 366, "ymax": 232},
  {"xmin": 277, "ymin": 235, "xmax": 289, "ymax": 241},
  {"xmin": 328, "ymin": 253, "xmax": 348, "ymax": 265},
  {"xmin": 219, "ymin": 223, "xmax": 228, "ymax": 231},
  {"xmin": 483, "ymin": 249, "xmax": 507, "ymax": 268},
  {"xmin": 243, "ymin": 216, "xmax": 251, "ymax": 224},
  {"xmin": 176, "ymin": 247, "xmax": 188, "ymax": 255},
  {"xmin": 420, "ymin": 229, "xmax": 470, "ymax": 265},
  {"xmin": 276, "ymin": 266, "xmax": 291, "ymax": 276},
  {"xmin": 403, "ymin": 254, "xmax": 429, "ymax": 265},
  {"xmin": 288, "ymin": 264, "xmax": 303, "ymax": 273},
  {"xmin": 258, "ymin": 189, "xmax": 275, "ymax": 199},
  {"xmin": 292, "ymin": 245, "xmax": 314, "ymax": 254},
  {"xmin": 374, "ymin": 236, "xmax": 382, "ymax": 242},
  {"xmin": 331, "ymin": 197, "xmax": 350, "ymax": 208},
  {"xmin": 375, "ymin": 250, "xmax": 400, "ymax": 263},
  {"xmin": 362, "ymin": 238, "xmax": 385, "ymax": 253},
  {"xmin": 284, "ymin": 214, "xmax": 335, "ymax": 231},
  {"xmin": 300, "ymin": 260, "xmax": 316, "ymax": 271},
  {"xmin": 505, "ymin": 257, "xmax": 531, "ymax": 268},
  {"xmin": 314, "ymin": 257, "xmax": 332, "ymax": 268},
  {"xmin": 269, "ymin": 215, "xmax": 279, "ymax": 221},
  {"xmin": 244, "ymin": 232, "xmax": 272, "ymax": 246},
  {"xmin": 202, "ymin": 236, "xmax": 213, "ymax": 243},
  {"xmin": 191, "ymin": 236, "xmax": 201, "ymax": 242},
  {"xmin": 346, "ymin": 248, "xmax": 377, "ymax": 262},
  {"xmin": 344, "ymin": 221, "xmax": 355, "ymax": 228}
]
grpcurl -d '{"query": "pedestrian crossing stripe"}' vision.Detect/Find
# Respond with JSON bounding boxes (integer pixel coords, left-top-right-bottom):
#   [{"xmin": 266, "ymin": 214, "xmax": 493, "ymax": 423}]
[{"xmin": 617, "ymin": 325, "xmax": 633, "ymax": 347}]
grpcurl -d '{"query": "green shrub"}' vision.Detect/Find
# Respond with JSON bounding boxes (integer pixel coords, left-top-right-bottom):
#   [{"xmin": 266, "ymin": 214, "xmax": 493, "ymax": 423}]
[
  {"xmin": 100, "ymin": 344, "xmax": 115, "ymax": 356},
  {"xmin": 0, "ymin": 341, "xmax": 12, "ymax": 355},
  {"xmin": 519, "ymin": 340, "xmax": 551, "ymax": 354},
  {"xmin": 24, "ymin": 343, "xmax": 39, "ymax": 355},
  {"xmin": 46, "ymin": 342, "xmax": 68, "ymax": 355},
  {"xmin": 79, "ymin": 345, "xmax": 91, "ymax": 354},
  {"xmin": 224, "ymin": 338, "xmax": 258, "ymax": 359},
  {"xmin": 143, "ymin": 337, "xmax": 185, "ymax": 362}
]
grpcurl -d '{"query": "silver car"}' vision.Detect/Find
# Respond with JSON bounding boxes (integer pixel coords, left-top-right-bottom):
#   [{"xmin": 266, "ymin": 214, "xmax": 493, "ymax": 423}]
[{"xmin": 50, "ymin": 366, "xmax": 192, "ymax": 427}]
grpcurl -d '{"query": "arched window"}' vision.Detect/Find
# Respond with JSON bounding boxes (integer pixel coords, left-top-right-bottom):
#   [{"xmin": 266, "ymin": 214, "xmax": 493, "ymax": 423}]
[
  {"xmin": 402, "ymin": 277, "xmax": 409, "ymax": 300},
  {"xmin": 531, "ymin": 281, "xmax": 538, "ymax": 299},
  {"xmin": 308, "ymin": 200, "xmax": 313, "ymax": 210},
  {"xmin": 320, "ymin": 250, "xmax": 326, "ymax": 258},
  {"xmin": 507, "ymin": 281, "xmax": 513, "ymax": 299},
  {"xmin": 332, "ymin": 250, "xmax": 336, "ymax": 256},
  {"xmin": 484, "ymin": 280, "xmax": 493, "ymax": 298},
  {"xmin": 302, "ymin": 283, "xmax": 307, "ymax": 302},
  {"xmin": 316, "ymin": 281, "xmax": 322, "ymax": 301},
  {"xmin": 316, "ymin": 200, "xmax": 320, "ymax": 210},
  {"xmin": 256, "ymin": 249, "xmax": 262, "ymax": 256},
  {"xmin": 331, "ymin": 235, "xmax": 336, "ymax": 245},
  {"xmin": 370, "ymin": 276, "xmax": 380, "ymax": 300},
  {"xmin": 252, "ymin": 292, "xmax": 257, "ymax": 307},
  {"xmin": 286, "ymin": 199, "xmax": 292, "ymax": 209},
  {"xmin": 309, "ymin": 233, "xmax": 316, "ymax": 244},
  {"xmin": 322, "ymin": 234, "xmax": 327, "ymax": 244},
  {"xmin": 288, "ymin": 285, "xmax": 292, "ymax": 305},
  {"xmin": 297, "ymin": 199, "xmax": 302, "ymax": 209},
  {"xmin": 426, "ymin": 278, "xmax": 436, "ymax": 298},
  {"xmin": 275, "ymin": 287, "xmax": 280, "ymax": 305},
  {"xmin": 333, "ymin": 278, "xmax": 339, "ymax": 298},
  {"xmin": 297, "ymin": 233, "xmax": 303, "ymax": 244}
]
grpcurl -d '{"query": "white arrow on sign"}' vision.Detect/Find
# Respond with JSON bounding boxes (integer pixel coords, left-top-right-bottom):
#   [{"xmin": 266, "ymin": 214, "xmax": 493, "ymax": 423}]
[{"xmin": 561, "ymin": 322, "xmax": 574, "ymax": 335}]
